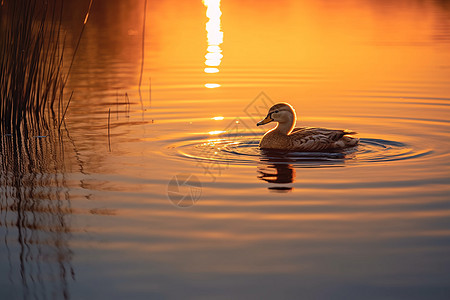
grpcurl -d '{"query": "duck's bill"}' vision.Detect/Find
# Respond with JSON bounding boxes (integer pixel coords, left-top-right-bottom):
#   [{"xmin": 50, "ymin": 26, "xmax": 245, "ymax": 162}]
[{"xmin": 256, "ymin": 115, "xmax": 274, "ymax": 126}]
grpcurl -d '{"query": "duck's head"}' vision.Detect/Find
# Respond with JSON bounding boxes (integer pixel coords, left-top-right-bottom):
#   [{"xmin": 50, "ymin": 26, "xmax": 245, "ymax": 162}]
[{"xmin": 257, "ymin": 103, "xmax": 297, "ymax": 133}]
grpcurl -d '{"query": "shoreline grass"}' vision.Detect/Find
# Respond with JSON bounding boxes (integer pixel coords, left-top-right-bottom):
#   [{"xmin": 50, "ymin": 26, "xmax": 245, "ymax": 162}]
[{"xmin": 0, "ymin": 0, "xmax": 92, "ymax": 135}]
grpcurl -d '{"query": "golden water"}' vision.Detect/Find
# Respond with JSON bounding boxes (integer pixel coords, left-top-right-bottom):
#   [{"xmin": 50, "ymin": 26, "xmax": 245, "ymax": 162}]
[{"xmin": 1, "ymin": 0, "xmax": 450, "ymax": 299}]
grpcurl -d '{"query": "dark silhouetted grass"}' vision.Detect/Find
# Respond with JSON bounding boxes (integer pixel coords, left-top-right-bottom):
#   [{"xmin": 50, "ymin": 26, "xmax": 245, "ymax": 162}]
[{"xmin": 0, "ymin": 0, "xmax": 92, "ymax": 135}]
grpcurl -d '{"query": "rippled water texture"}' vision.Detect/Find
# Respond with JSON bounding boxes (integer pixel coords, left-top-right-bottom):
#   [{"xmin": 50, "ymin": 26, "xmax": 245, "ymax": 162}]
[
  {"xmin": 1, "ymin": 0, "xmax": 450, "ymax": 299},
  {"xmin": 172, "ymin": 134, "xmax": 432, "ymax": 166}
]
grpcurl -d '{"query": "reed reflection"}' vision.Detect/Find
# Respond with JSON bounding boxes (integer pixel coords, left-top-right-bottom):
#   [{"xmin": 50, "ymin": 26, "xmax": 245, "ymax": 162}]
[
  {"xmin": 0, "ymin": 127, "xmax": 74, "ymax": 300},
  {"xmin": 203, "ymin": 0, "xmax": 223, "ymax": 88}
]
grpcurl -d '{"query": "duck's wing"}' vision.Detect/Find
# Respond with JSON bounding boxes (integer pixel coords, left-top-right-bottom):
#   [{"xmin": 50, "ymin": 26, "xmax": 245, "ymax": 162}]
[
  {"xmin": 289, "ymin": 127, "xmax": 357, "ymax": 151},
  {"xmin": 291, "ymin": 127, "xmax": 357, "ymax": 138}
]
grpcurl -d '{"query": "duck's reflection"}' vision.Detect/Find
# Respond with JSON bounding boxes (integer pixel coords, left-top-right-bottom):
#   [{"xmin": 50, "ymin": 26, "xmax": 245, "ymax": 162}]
[
  {"xmin": 257, "ymin": 160, "xmax": 295, "ymax": 192},
  {"xmin": 257, "ymin": 163, "xmax": 296, "ymax": 184},
  {"xmin": 256, "ymin": 148, "xmax": 348, "ymax": 191},
  {"xmin": 257, "ymin": 148, "xmax": 297, "ymax": 192}
]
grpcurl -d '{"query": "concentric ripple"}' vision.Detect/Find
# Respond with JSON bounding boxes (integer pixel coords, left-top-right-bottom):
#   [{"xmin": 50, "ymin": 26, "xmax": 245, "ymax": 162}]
[{"xmin": 168, "ymin": 132, "xmax": 432, "ymax": 168}]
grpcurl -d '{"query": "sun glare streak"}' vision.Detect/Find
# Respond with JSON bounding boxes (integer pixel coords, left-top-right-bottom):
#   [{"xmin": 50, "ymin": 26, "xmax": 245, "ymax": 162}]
[
  {"xmin": 205, "ymin": 67, "xmax": 219, "ymax": 73},
  {"xmin": 205, "ymin": 83, "xmax": 221, "ymax": 88},
  {"xmin": 208, "ymin": 130, "xmax": 226, "ymax": 135},
  {"xmin": 203, "ymin": 0, "xmax": 223, "ymax": 88},
  {"xmin": 212, "ymin": 116, "xmax": 224, "ymax": 120}
]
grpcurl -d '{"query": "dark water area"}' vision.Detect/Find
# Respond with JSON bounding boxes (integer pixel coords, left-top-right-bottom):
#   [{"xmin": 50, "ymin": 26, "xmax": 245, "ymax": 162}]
[{"xmin": 1, "ymin": 0, "xmax": 450, "ymax": 299}]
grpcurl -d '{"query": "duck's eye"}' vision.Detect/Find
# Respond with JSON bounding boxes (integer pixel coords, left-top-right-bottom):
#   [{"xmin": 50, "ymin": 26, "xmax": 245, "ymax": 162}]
[{"xmin": 274, "ymin": 110, "xmax": 279, "ymax": 113}]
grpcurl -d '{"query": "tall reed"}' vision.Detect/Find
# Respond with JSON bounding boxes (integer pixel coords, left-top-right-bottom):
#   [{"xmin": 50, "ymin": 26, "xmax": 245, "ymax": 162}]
[{"xmin": 0, "ymin": 0, "xmax": 73, "ymax": 134}]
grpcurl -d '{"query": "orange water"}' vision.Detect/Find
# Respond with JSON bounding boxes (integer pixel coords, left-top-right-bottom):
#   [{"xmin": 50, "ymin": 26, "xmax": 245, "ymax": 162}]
[{"xmin": 1, "ymin": 0, "xmax": 450, "ymax": 299}]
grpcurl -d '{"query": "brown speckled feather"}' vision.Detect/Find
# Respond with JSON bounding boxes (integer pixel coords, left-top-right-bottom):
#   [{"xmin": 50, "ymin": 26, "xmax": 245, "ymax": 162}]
[
  {"xmin": 289, "ymin": 127, "xmax": 356, "ymax": 151},
  {"xmin": 260, "ymin": 127, "xmax": 358, "ymax": 151}
]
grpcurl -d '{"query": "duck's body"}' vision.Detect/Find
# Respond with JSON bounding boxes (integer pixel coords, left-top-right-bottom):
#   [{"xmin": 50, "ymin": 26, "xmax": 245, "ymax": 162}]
[{"xmin": 257, "ymin": 103, "xmax": 359, "ymax": 151}]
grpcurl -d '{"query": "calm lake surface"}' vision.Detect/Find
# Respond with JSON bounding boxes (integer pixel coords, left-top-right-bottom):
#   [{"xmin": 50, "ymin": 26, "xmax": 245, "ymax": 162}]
[{"xmin": 1, "ymin": 0, "xmax": 450, "ymax": 299}]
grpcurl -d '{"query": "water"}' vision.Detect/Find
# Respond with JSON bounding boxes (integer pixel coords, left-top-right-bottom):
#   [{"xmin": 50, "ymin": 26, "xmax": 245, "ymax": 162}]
[{"xmin": 1, "ymin": 0, "xmax": 450, "ymax": 299}]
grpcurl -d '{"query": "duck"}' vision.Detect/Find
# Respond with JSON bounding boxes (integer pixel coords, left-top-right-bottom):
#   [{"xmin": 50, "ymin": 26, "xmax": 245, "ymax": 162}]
[{"xmin": 256, "ymin": 102, "xmax": 359, "ymax": 151}]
